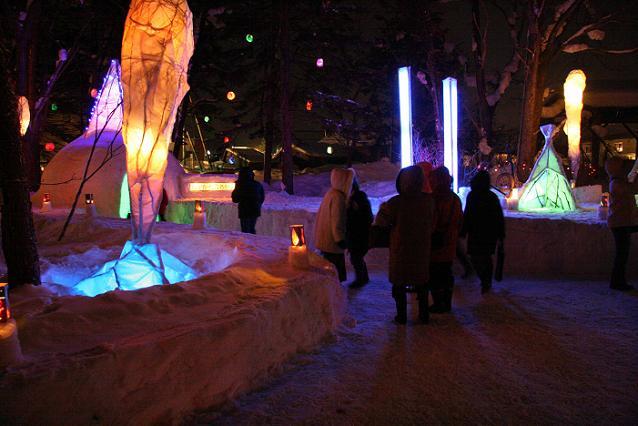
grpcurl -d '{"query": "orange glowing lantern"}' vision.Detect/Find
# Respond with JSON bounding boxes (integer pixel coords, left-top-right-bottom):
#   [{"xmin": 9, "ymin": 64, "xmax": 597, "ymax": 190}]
[
  {"xmin": 0, "ymin": 283, "xmax": 10, "ymax": 322},
  {"xmin": 226, "ymin": 91, "xmax": 236, "ymax": 101},
  {"xmin": 290, "ymin": 224, "xmax": 306, "ymax": 247},
  {"xmin": 305, "ymin": 99, "xmax": 313, "ymax": 111},
  {"xmin": 195, "ymin": 199, "xmax": 203, "ymax": 213}
]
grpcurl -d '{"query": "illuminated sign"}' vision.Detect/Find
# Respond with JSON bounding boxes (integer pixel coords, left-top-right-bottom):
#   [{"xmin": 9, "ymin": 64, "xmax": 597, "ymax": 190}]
[{"xmin": 189, "ymin": 182, "xmax": 236, "ymax": 192}]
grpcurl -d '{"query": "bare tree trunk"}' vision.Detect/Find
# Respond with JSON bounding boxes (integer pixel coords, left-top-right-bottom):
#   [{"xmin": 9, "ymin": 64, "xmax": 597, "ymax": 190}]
[
  {"xmin": 17, "ymin": 0, "xmax": 42, "ymax": 192},
  {"xmin": 279, "ymin": 0, "xmax": 294, "ymax": 194},
  {"xmin": 0, "ymin": 43, "xmax": 41, "ymax": 287},
  {"xmin": 517, "ymin": 6, "xmax": 544, "ymax": 182},
  {"xmin": 471, "ymin": 0, "xmax": 493, "ymax": 146}
]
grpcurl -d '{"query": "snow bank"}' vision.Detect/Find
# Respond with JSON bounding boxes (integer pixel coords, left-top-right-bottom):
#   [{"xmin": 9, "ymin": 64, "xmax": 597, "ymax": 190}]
[
  {"xmin": 167, "ymin": 195, "xmax": 636, "ymax": 279},
  {"xmin": 0, "ymin": 213, "xmax": 345, "ymax": 425}
]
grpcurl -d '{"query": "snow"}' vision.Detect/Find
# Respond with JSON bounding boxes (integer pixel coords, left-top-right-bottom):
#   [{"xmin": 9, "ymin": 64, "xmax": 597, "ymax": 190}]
[
  {"xmin": 188, "ymin": 270, "xmax": 638, "ymax": 425},
  {"xmin": 0, "ymin": 213, "xmax": 345, "ymax": 424}
]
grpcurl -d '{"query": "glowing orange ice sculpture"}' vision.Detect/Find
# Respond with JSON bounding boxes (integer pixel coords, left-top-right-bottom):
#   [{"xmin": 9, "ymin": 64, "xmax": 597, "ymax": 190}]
[
  {"xmin": 121, "ymin": 0, "xmax": 194, "ymax": 244},
  {"xmin": 563, "ymin": 70, "xmax": 586, "ymax": 183}
]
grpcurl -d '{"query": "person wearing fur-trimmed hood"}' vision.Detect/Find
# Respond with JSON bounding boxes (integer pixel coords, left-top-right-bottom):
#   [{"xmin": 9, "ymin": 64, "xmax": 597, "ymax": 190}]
[
  {"xmin": 315, "ymin": 168, "xmax": 356, "ymax": 282},
  {"xmin": 373, "ymin": 165, "xmax": 435, "ymax": 324}
]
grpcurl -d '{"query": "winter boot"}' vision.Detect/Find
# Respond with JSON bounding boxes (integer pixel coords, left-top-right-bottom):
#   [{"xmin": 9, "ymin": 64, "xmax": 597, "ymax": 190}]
[
  {"xmin": 392, "ymin": 285, "xmax": 407, "ymax": 324},
  {"xmin": 417, "ymin": 287, "xmax": 429, "ymax": 324}
]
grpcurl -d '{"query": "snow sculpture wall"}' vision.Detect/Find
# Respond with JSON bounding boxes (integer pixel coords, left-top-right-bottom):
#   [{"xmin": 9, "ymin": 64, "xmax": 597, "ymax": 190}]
[
  {"xmin": 518, "ymin": 124, "xmax": 577, "ymax": 212},
  {"xmin": 121, "ymin": 0, "xmax": 194, "ymax": 245}
]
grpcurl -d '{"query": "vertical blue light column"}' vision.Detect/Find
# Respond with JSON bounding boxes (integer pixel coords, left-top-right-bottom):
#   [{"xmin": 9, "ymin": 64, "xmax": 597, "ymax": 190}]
[
  {"xmin": 398, "ymin": 67, "xmax": 413, "ymax": 169},
  {"xmin": 442, "ymin": 77, "xmax": 459, "ymax": 192}
]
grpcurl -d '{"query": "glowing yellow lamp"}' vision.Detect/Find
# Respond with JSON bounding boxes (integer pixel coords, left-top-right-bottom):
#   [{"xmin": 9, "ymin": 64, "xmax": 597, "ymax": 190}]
[
  {"xmin": 121, "ymin": 0, "xmax": 194, "ymax": 244},
  {"xmin": 563, "ymin": 70, "xmax": 586, "ymax": 182},
  {"xmin": 18, "ymin": 96, "xmax": 30, "ymax": 136}
]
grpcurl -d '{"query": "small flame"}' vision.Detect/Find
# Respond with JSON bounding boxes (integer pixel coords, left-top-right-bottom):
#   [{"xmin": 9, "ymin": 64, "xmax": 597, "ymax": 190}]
[{"xmin": 195, "ymin": 200, "xmax": 203, "ymax": 213}]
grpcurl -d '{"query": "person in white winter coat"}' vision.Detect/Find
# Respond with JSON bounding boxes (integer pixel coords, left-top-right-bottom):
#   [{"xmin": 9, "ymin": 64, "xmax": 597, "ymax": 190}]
[{"xmin": 314, "ymin": 168, "xmax": 356, "ymax": 282}]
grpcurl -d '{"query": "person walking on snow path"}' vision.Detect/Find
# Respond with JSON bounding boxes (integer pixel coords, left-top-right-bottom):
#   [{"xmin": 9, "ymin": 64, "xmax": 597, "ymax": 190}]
[
  {"xmin": 605, "ymin": 157, "xmax": 638, "ymax": 291},
  {"xmin": 231, "ymin": 167, "xmax": 265, "ymax": 234},
  {"xmin": 461, "ymin": 170, "xmax": 505, "ymax": 294},
  {"xmin": 346, "ymin": 178, "xmax": 373, "ymax": 288},
  {"xmin": 315, "ymin": 168, "xmax": 355, "ymax": 282},
  {"xmin": 429, "ymin": 166, "xmax": 463, "ymax": 313},
  {"xmin": 373, "ymin": 166, "xmax": 435, "ymax": 324}
]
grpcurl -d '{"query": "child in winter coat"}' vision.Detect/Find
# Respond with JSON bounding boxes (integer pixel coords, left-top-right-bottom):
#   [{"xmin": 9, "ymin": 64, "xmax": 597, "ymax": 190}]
[
  {"xmin": 606, "ymin": 157, "xmax": 638, "ymax": 291},
  {"xmin": 461, "ymin": 170, "xmax": 505, "ymax": 294},
  {"xmin": 429, "ymin": 166, "xmax": 463, "ymax": 313},
  {"xmin": 231, "ymin": 167, "xmax": 265, "ymax": 234},
  {"xmin": 373, "ymin": 166, "xmax": 435, "ymax": 324},
  {"xmin": 346, "ymin": 179, "xmax": 373, "ymax": 287},
  {"xmin": 315, "ymin": 168, "xmax": 355, "ymax": 282}
]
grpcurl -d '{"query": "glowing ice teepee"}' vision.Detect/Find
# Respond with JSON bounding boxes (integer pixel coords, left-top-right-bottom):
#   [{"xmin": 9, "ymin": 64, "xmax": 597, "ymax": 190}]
[
  {"xmin": 74, "ymin": 0, "xmax": 195, "ymax": 297},
  {"xmin": 85, "ymin": 60, "xmax": 124, "ymax": 136},
  {"xmin": 518, "ymin": 124, "xmax": 577, "ymax": 213}
]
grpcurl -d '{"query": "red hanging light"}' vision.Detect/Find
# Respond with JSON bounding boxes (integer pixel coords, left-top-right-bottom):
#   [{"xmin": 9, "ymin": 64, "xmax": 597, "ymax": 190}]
[
  {"xmin": 223, "ymin": 136, "xmax": 231, "ymax": 144},
  {"xmin": 305, "ymin": 99, "xmax": 313, "ymax": 111},
  {"xmin": 44, "ymin": 142, "xmax": 55, "ymax": 152}
]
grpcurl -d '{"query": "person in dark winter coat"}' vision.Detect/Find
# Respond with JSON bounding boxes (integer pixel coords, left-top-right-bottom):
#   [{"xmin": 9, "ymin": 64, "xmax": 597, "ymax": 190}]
[
  {"xmin": 231, "ymin": 167, "xmax": 265, "ymax": 234},
  {"xmin": 346, "ymin": 179, "xmax": 373, "ymax": 287},
  {"xmin": 429, "ymin": 166, "xmax": 463, "ymax": 313},
  {"xmin": 373, "ymin": 166, "xmax": 435, "ymax": 324},
  {"xmin": 461, "ymin": 170, "xmax": 505, "ymax": 293},
  {"xmin": 606, "ymin": 157, "xmax": 638, "ymax": 291},
  {"xmin": 315, "ymin": 168, "xmax": 356, "ymax": 282}
]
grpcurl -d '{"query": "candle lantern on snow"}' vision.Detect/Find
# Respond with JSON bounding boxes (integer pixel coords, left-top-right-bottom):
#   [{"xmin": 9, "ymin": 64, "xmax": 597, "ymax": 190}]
[
  {"xmin": 0, "ymin": 282, "xmax": 22, "ymax": 367},
  {"xmin": 193, "ymin": 200, "xmax": 206, "ymax": 229},
  {"xmin": 0, "ymin": 283, "xmax": 10, "ymax": 322},
  {"xmin": 507, "ymin": 187, "xmax": 519, "ymax": 211},
  {"xmin": 288, "ymin": 224, "xmax": 309, "ymax": 268},
  {"xmin": 41, "ymin": 193, "xmax": 52, "ymax": 212},
  {"xmin": 84, "ymin": 193, "xmax": 97, "ymax": 217},
  {"xmin": 598, "ymin": 193, "xmax": 609, "ymax": 221}
]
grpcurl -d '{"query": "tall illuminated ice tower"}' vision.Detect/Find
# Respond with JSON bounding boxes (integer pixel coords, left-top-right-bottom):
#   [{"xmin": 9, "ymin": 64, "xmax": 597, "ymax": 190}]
[
  {"xmin": 85, "ymin": 60, "xmax": 123, "ymax": 136},
  {"xmin": 398, "ymin": 67, "xmax": 413, "ymax": 168},
  {"xmin": 442, "ymin": 77, "xmax": 458, "ymax": 192}
]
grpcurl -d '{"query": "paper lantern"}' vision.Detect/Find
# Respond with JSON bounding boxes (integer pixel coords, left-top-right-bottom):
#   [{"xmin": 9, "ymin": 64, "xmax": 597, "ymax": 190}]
[
  {"xmin": 44, "ymin": 142, "xmax": 55, "ymax": 152},
  {"xmin": 397, "ymin": 66, "xmax": 413, "ymax": 168},
  {"xmin": 316, "ymin": 57, "xmax": 324, "ymax": 68},
  {"xmin": 0, "ymin": 283, "xmax": 10, "ymax": 322},
  {"xmin": 18, "ymin": 96, "xmax": 30, "ymax": 136},
  {"xmin": 518, "ymin": 124, "xmax": 577, "ymax": 212},
  {"xmin": 563, "ymin": 70, "xmax": 586, "ymax": 182},
  {"xmin": 41, "ymin": 193, "xmax": 52, "ymax": 212},
  {"xmin": 121, "ymin": 0, "xmax": 194, "ymax": 245},
  {"xmin": 226, "ymin": 91, "xmax": 236, "ymax": 101},
  {"xmin": 288, "ymin": 225, "xmax": 308, "ymax": 268},
  {"xmin": 290, "ymin": 224, "xmax": 306, "ymax": 247}
]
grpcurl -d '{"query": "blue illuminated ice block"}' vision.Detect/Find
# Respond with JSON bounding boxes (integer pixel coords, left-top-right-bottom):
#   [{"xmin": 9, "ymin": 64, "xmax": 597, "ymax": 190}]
[{"xmin": 74, "ymin": 241, "xmax": 196, "ymax": 297}]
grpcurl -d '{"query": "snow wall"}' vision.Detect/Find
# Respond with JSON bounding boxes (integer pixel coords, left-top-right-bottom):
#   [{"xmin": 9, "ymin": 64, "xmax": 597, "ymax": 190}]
[
  {"xmin": 0, "ymin": 215, "xmax": 346, "ymax": 424},
  {"xmin": 167, "ymin": 197, "xmax": 638, "ymax": 280},
  {"xmin": 34, "ymin": 132, "xmax": 184, "ymax": 219}
]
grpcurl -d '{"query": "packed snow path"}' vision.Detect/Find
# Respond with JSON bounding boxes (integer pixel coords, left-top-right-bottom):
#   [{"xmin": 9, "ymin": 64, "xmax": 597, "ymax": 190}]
[{"xmin": 189, "ymin": 270, "xmax": 638, "ymax": 425}]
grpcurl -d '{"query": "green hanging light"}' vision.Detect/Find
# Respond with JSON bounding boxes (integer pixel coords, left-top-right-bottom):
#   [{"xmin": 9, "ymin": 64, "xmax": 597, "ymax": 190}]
[{"xmin": 245, "ymin": 33, "xmax": 254, "ymax": 43}]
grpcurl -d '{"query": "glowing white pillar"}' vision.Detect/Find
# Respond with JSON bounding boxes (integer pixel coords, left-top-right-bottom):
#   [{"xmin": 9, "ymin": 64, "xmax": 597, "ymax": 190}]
[
  {"xmin": 443, "ymin": 77, "xmax": 459, "ymax": 192},
  {"xmin": 398, "ymin": 67, "xmax": 413, "ymax": 168}
]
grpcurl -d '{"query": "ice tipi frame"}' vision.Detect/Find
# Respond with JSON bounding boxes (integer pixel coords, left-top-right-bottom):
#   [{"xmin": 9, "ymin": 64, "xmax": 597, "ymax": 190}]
[{"xmin": 518, "ymin": 124, "xmax": 577, "ymax": 212}]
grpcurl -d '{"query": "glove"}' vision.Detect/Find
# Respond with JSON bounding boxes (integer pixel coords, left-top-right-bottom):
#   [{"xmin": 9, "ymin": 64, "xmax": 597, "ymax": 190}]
[{"xmin": 337, "ymin": 240, "xmax": 347, "ymax": 250}]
